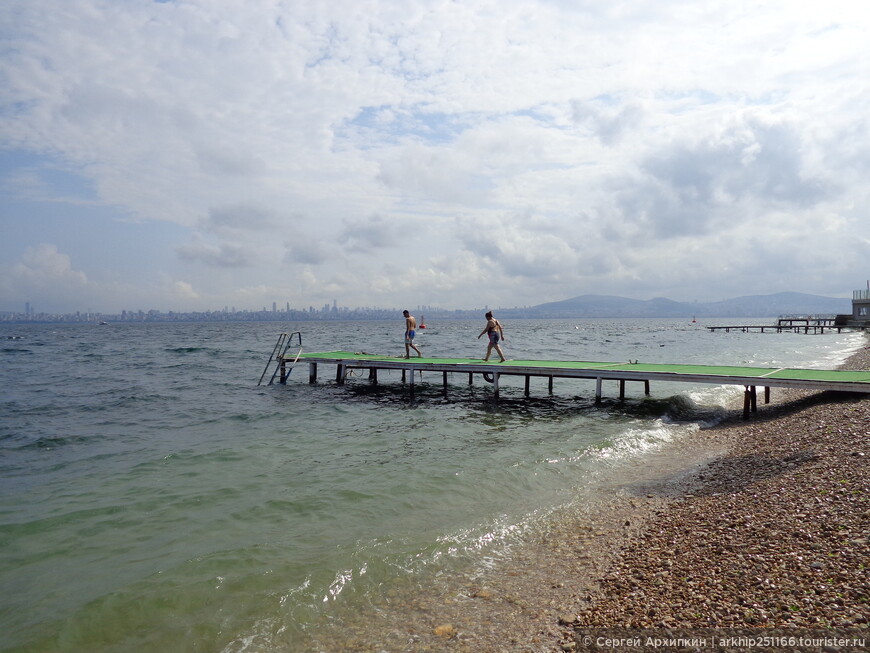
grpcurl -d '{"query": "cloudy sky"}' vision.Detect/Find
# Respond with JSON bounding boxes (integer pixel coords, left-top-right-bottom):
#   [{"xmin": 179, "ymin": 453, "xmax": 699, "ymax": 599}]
[{"xmin": 1, "ymin": 0, "xmax": 868, "ymax": 314}]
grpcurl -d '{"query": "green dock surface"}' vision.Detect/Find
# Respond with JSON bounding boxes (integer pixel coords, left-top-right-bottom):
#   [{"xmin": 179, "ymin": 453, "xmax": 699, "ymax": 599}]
[{"xmin": 296, "ymin": 351, "xmax": 870, "ymax": 390}]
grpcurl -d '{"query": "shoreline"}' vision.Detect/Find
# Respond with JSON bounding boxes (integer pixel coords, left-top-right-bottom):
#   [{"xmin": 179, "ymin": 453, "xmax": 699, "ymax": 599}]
[
  {"xmin": 322, "ymin": 337, "xmax": 867, "ymax": 652},
  {"xmin": 560, "ymin": 341, "xmax": 869, "ymax": 650}
]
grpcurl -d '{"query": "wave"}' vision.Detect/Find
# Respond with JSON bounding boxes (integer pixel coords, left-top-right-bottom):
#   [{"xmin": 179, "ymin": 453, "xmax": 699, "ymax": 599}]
[{"xmin": 164, "ymin": 346, "xmax": 210, "ymax": 354}]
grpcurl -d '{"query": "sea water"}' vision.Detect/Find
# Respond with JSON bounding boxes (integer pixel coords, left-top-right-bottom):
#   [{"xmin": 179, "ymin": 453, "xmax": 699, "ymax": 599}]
[{"xmin": 0, "ymin": 318, "xmax": 863, "ymax": 652}]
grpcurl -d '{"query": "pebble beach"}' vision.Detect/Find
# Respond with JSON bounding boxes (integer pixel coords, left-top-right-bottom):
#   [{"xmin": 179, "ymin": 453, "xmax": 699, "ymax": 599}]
[{"xmin": 329, "ymin": 337, "xmax": 869, "ymax": 652}]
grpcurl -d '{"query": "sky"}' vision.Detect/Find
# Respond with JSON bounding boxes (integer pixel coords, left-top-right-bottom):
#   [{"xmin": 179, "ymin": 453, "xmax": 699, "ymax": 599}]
[{"xmin": 1, "ymin": 0, "xmax": 869, "ymax": 314}]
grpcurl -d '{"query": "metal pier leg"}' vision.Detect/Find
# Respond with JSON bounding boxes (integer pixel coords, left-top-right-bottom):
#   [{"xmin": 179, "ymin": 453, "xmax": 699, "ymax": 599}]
[
  {"xmin": 595, "ymin": 377, "xmax": 603, "ymax": 405},
  {"xmin": 644, "ymin": 380, "xmax": 650, "ymax": 396},
  {"xmin": 618, "ymin": 379, "xmax": 625, "ymax": 401},
  {"xmin": 743, "ymin": 385, "xmax": 757, "ymax": 419},
  {"xmin": 279, "ymin": 359, "xmax": 287, "ymax": 384},
  {"xmin": 443, "ymin": 371, "xmax": 448, "ymax": 396},
  {"xmin": 402, "ymin": 369, "xmax": 406, "ymax": 383},
  {"xmin": 492, "ymin": 372, "xmax": 499, "ymax": 400},
  {"xmin": 468, "ymin": 372, "xmax": 473, "ymax": 385},
  {"xmin": 548, "ymin": 376, "xmax": 553, "ymax": 394},
  {"xmin": 524, "ymin": 375, "xmax": 530, "ymax": 397},
  {"xmin": 764, "ymin": 386, "xmax": 770, "ymax": 404},
  {"xmin": 336, "ymin": 364, "xmax": 345, "ymax": 385},
  {"xmin": 369, "ymin": 368, "xmax": 378, "ymax": 385},
  {"xmin": 409, "ymin": 367, "xmax": 415, "ymax": 397},
  {"xmin": 309, "ymin": 362, "xmax": 317, "ymax": 384}
]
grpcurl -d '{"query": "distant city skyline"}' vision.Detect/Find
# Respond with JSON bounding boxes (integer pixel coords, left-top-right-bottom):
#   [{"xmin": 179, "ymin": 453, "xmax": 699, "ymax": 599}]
[{"xmin": 2, "ymin": 290, "xmax": 855, "ymax": 324}]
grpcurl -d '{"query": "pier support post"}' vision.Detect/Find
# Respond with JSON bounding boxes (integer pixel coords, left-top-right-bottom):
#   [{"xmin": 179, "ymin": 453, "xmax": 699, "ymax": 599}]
[
  {"xmin": 492, "ymin": 372, "xmax": 499, "ymax": 399},
  {"xmin": 279, "ymin": 358, "xmax": 287, "ymax": 384},
  {"xmin": 595, "ymin": 377, "xmax": 603, "ymax": 405},
  {"xmin": 548, "ymin": 376, "xmax": 553, "ymax": 394},
  {"xmin": 468, "ymin": 372, "xmax": 473, "ymax": 385},
  {"xmin": 309, "ymin": 362, "xmax": 317, "ymax": 384},
  {"xmin": 409, "ymin": 367, "xmax": 415, "ymax": 397},
  {"xmin": 336, "ymin": 364, "xmax": 345, "ymax": 385},
  {"xmin": 644, "ymin": 380, "xmax": 650, "ymax": 396},
  {"xmin": 369, "ymin": 368, "xmax": 378, "ymax": 385},
  {"xmin": 443, "ymin": 371, "xmax": 448, "ymax": 396},
  {"xmin": 743, "ymin": 385, "xmax": 757, "ymax": 419},
  {"xmin": 764, "ymin": 386, "xmax": 770, "ymax": 404},
  {"xmin": 524, "ymin": 375, "xmax": 530, "ymax": 397},
  {"xmin": 618, "ymin": 379, "xmax": 625, "ymax": 401}
]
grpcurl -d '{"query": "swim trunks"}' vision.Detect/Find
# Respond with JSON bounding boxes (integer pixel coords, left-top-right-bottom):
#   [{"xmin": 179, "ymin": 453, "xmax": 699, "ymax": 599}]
[
  {"xmin": 405, "ymin": 329, "xmax": 416, "ymax": 344},
  {"xmin": 488, "ymin": 331, "xmax": 499, "ymax": 345}
]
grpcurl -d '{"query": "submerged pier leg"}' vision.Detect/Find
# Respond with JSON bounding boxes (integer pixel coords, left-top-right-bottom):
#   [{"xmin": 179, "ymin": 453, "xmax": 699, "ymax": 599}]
[
  {"xmin": 369, "ymin": 368, "xmax": 378, "ymax": 385},
  {"xmin": 595, "ymin": 377, "xmax": 603, "ymax": 404},
  {"xmin": 618, "ymin": 379, "xmax": 626, "ymax": 401},
  {"xmin": 279, "ymin": 358, "xmax": 287, "ymax": 384},
  {"xmin": 492, "ymin": 372, "xmax": 499, "ymax": 399},
  {"xmin": 764, "ymin": 386, "xmax": 770, "ymax": 404},
  {"xmin": 644, "ymin": 380, "xmax": 650, "ymax": 396},
  {"xmin": 524, "ymin": 375, "xmax": 530, "ymax": 397},
  {"xmin": 409, "ymin": 367, "xmax": 415, "ymax": 397},
  {"xmin": 443, "ymin": 371, "xmax": 448, "ymax": 396},
  {"xmin": 309, "ymin": 362, "xmax": 317, "ymax": 384},
  {"xmin": 548, "ymin": 376, "xmax": 553, "ymax": 394},
  {"xmin": 336, "ymin": 364, "xmax": 345, "ymax": 385}
]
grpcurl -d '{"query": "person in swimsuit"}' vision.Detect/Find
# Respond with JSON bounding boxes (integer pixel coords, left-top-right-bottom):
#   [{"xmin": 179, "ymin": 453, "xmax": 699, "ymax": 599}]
[
  {"xmin": 477, "ymin": 311, "xmax": 505, "ymax": 362},
  {"xmin": 403, "ymin": 310, "xmax": 422, "ymax": 358}
]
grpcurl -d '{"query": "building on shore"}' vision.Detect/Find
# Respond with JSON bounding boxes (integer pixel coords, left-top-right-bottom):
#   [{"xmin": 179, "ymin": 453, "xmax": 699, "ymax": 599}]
[{"xmin": 836, "ymin": 285, "xmax": 870, "ymax": 329}]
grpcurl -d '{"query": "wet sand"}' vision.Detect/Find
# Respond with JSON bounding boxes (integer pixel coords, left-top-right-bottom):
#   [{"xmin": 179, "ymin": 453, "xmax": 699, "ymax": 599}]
[{"xmin": 314, "ymin": 338, "xmax": 869, "ymax": 652}]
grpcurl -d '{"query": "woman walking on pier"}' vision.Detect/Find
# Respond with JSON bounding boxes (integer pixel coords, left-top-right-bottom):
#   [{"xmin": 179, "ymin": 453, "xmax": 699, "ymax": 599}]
[{"xmin": 478, "ymin": 311, "xmax": 506, "ymax": 362}]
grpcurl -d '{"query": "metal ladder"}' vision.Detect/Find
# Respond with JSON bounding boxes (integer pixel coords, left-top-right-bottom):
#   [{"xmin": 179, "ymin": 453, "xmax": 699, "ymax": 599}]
[{"xmin": 258, "ymin": 331, "xmax": 303, "ymax": 385}]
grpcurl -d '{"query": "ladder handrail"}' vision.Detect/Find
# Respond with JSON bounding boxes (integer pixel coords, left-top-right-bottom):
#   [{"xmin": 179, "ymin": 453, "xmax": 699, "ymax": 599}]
[
  {"xmin": 268, "ymin": 332, "xmax": 303, "ymax": 385},
  {"xmin": 258, "ymin": 332, "xmax": 303, "ymax": 386}
]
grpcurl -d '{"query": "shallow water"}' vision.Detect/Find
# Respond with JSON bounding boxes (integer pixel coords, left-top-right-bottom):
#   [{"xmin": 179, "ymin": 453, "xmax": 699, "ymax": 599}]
[{"xmin": 0, "ymin": 318, "xmax": 862, "ymax": 652}]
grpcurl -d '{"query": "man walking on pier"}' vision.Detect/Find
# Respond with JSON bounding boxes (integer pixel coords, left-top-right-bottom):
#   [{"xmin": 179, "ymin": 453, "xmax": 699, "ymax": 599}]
[
  {"xmin": 403, "ymin": 310, "xmax": 423, "ymax": 358},
  {"xmin": 478, "ymin": 311, "xmax": 506, "ymax": 362}
]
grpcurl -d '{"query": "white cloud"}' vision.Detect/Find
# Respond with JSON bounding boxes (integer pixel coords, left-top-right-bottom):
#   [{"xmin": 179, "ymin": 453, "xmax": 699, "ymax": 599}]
[
  {"xmin": 10, "ymin": 243, "xmax": 88, "ymax": 286},
  {"xmin": 1, "ymin": 0, "xmax": 869, "ymax": 312}
]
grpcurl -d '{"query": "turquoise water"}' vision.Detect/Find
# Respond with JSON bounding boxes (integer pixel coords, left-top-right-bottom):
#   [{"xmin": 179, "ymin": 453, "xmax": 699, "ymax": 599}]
[{"xmin": 0, "ymin": 318, "xmax": 863, "ymax": 652}]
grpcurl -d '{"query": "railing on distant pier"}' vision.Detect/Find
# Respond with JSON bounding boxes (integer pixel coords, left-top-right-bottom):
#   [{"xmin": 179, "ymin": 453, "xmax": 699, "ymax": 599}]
[{"xmin": 855, "ymin": 289, "xmax": 870, "ymax": 300}]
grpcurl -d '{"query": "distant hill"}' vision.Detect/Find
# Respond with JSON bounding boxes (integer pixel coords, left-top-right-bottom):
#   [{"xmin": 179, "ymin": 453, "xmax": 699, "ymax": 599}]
[{"xmin": 525, "ymin": 292, "xmax": 851, "ymax": 318}]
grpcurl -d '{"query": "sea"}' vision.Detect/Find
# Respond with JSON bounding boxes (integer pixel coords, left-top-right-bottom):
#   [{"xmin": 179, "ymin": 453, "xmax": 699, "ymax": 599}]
[{"xmin": 1, "ymin": 317, "xmax": 864, "ymax": 652}]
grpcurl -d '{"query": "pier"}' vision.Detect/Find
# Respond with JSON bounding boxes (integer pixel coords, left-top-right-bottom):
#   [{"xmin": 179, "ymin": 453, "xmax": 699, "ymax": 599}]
[
  {"xmin": 707, "ymin": 316, "xmax": 848, "ymax": 334},
  {"xmin": 283, "ymin": 351, "xmax": 870, "ymax": 419}
]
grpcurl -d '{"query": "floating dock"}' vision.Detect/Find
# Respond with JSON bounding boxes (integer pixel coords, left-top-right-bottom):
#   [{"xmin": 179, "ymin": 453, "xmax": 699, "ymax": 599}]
[{"xmin": 285, "ymin": 351, "xmax": 870, "ymax": 418}]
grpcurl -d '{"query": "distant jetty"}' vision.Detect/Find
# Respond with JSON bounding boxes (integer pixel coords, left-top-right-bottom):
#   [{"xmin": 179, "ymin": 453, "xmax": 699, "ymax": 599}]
[{"xmin": 706, "ymin": 315, "xmax": 851, "ymax": 334}]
